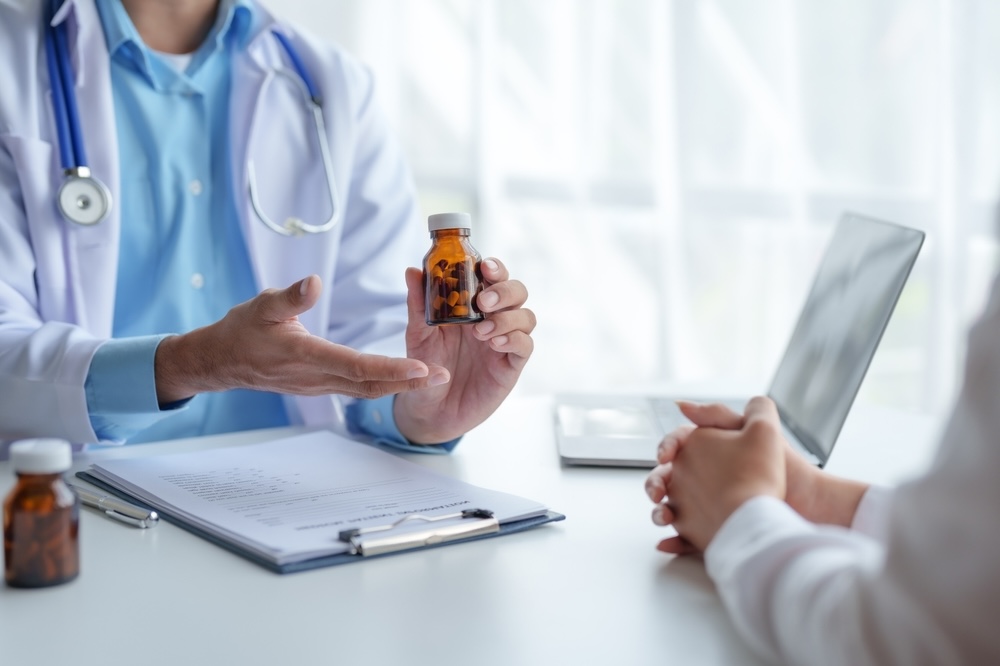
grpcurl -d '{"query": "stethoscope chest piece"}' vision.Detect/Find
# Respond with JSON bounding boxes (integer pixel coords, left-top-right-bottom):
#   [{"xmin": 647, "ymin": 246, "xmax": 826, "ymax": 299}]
[{"xmin": 57, "ymin": 169, "xmax": 111, "ymax": 226}]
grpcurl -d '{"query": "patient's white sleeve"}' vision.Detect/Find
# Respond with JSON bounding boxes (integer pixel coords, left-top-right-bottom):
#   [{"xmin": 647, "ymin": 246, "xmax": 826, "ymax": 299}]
[
  {"xmin": 703, "ymin": 275, "xmax": 1000, "ymax": 665},
  {"xmin": 848, "ymin": 485, "xmax": 892, "ymax": 539}
]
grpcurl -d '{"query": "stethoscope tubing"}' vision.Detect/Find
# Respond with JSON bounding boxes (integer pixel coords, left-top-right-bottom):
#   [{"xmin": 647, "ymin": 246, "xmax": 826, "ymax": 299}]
[
  {"xmin": 244, "ymin": 30, "xmax": 340, "ymax": 236},
  {"xmin": 271, "ymin": 29, "xmax": 320, "ymax": 102},
  {"xmin": 44, "ymin": 3, "xmax": 337, "ymax": 234},
  {"xmin": 47, "ymin": 1, "xmax": 88, "ymax": 171},
  {"xmin": 44, "ymin": 17, "xmax": 75, "ymax": 171}
]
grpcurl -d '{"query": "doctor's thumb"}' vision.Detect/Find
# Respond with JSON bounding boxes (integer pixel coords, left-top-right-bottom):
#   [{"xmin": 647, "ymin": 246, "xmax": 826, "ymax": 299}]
[
  {"xmin": 260, "ymin": 275, "xmax": 322, "ymax": 322},
  {"xmin": 292, "ymin": 275, "xmax": 322, "ymax": 310}
]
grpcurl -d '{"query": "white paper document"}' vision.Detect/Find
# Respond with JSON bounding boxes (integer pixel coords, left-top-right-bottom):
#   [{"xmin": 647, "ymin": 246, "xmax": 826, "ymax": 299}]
[{"xmin": 85, "ymin": 431, "xmax": 549, "ymax": 566}]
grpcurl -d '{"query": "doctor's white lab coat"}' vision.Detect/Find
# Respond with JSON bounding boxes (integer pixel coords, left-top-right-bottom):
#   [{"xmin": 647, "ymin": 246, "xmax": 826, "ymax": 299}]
[{"xmin": 0, "ymin": 0, "xmax": 423, "ymax": 444}]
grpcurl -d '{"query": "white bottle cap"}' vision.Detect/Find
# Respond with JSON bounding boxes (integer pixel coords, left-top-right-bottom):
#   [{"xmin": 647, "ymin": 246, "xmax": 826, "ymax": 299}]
[
  {"xmin": 10, "ymin": 439, "xmax": 72, "ymax": 474},
  {"xmin": 428, "ymin": 212, "xmax": 472, "ymax": 232}
]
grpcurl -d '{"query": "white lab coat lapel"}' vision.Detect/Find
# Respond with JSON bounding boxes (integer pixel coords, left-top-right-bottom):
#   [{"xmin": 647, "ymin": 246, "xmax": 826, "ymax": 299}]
[
  {"xmin": 55, "ymin": 0, "xmax": 121, "ymax": 338},
  {"xmin": 230, "ymin": 28, "xmax": 338, "ymax": 337}
]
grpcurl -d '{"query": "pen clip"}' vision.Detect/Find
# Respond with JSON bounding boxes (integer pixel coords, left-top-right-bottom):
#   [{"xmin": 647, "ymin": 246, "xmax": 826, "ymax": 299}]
[
  {"xmin": 71, "ymin": 483, "xmax": 160, "ymax": 529},
  {"xmin": 338, "ymin": 508, "xmax": 498, "ymax": 556},
  {"xmin": 103, "ymin": 509, "xmax": 159, "ymax": 529}
]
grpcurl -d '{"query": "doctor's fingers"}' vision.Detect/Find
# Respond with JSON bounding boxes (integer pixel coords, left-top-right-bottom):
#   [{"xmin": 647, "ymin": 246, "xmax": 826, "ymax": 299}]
[
  {"xmin": 287, "ymin": 350, "xmax": 450, "ymax": 398},
  {"xmin": 486, "ymin": 331, "xmax": 534, "ymax": 370},
  {"xmin": 312, "ymin": 374, "xmax": 450, "ymax": 400},
  {"xmin": 473, "ymin": 307, "xmax": 537, "ymax": 342},
  {"xmin": 476, "ymin": 278, "xmax": 528, "ymax": 314},
  {"xmin": 478, "ymin": 257, "xmax": 509, "ymax": 285},
  {"xmin": 250, "ymin": 275, "xmax": 322, "ymax": 323},
  {"xmin": 335, "ymin": 348, "xmax": 454, "ymax": 386},
  {"xmin": 290, "ymin": 344, "xmax": 443, "ymax": 387}
]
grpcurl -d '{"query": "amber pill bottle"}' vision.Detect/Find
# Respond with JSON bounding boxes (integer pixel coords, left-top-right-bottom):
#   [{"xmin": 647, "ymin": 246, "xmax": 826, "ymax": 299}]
[
  {"xmin": 3, "ymin": 439, "xmax": 80, "ymax": 588},
  {"xmin": 423, "ymin": 212, "xmax": 485, "ymax": 325}
]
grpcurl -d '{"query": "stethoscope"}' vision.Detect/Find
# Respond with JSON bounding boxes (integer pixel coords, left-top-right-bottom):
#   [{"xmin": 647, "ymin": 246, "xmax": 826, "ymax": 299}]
[
  {"xmin": 45, "ymin": 2, "xmax": 340, "ymax": 236},
  {"xmin": 45, "ymin": 0, "xmax": 110, "ymax": 226}
]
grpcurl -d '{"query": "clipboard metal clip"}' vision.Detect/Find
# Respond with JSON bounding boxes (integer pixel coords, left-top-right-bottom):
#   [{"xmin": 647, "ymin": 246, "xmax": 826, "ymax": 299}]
[{"xmin": 338, "ymin": 508, "xmax": 498, "ymax": 556}]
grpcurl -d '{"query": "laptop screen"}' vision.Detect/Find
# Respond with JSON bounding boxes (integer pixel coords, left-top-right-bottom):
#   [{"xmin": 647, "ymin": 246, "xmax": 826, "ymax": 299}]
[{"xmin": 767, "ymin": 213, "xmax": 925, "ymax": 463}]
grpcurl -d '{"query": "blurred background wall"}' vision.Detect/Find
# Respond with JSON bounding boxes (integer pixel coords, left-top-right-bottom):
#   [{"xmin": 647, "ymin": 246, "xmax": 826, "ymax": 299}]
[{"xmin": 264, "ymin": 0, "xmax": 1000, "ymax": 420}]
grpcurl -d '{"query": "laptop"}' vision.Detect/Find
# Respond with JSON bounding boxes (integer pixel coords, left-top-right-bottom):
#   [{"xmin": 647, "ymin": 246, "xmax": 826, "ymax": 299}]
[{"xmin": 554, "ymin": 212, "xmax": 925, "ymax": 468}]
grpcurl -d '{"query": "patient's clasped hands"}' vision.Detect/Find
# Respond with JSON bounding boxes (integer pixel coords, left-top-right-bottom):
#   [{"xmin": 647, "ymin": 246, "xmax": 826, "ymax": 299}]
[
  {"xmin": 645, "ymin": 397, "xmax": 869, "ymax": 555},
  {"xmin": 644, "ymin": 398, "xmax": 790, "ymax": 554}
]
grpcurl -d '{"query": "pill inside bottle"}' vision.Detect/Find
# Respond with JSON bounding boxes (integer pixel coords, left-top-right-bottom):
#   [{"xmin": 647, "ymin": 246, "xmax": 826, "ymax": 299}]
[{"xmin": 423, "ymin": 212, "xmax": 485, "ymax": 326}]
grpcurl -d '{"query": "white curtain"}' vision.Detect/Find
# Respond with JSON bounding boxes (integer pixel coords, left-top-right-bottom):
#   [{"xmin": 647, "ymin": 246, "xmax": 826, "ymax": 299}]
[{"xmin": 267, "ymin": 0, "xmax": 1000, "ymax": 418}]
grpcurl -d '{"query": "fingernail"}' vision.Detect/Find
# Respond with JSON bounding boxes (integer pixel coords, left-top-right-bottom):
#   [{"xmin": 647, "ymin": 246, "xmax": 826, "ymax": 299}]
[
  {"xmin": 300, "ymin": 275, "xmax": 312, "ymax": 296},
  {"xmin": 652, "ymin": 507, "xmax": 667, "ymax": 526},
  {"xmin": 427, "ymin": 372, "xmax": 450, "ymax": 387},
  {"xmin": 491, "ymin": 335, "xmax": 509, "ymax": 348},
  {"xmin": 479, "ymin": 291, "xmax": 499, "ymax": 310},
  {"xmin": 475, "ymin": 320, "xmax": 495, "ymax": 336},
  {"xmin": 483, "ymin": 259, "xmax": 499, "ymax": 272},
  {"xmin": 406, "ymin": 366, "xmax": 428, "ymax": 380}
]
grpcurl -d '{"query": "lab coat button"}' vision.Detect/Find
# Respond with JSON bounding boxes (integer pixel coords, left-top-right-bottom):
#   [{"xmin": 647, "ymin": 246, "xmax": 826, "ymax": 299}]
[
  {"xmin": 190, "ymin": 273, "xmax": 205, "ymax": 289},
  {"xmin": 189, "ymin": 180, "xmax": 203, "ymax": 196}
]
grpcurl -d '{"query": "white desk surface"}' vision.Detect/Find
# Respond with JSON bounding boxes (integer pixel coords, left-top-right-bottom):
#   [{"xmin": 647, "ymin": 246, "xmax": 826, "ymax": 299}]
[{"xmin": 0, "ymin": 393, "xmax": 941, "ymax": 666}]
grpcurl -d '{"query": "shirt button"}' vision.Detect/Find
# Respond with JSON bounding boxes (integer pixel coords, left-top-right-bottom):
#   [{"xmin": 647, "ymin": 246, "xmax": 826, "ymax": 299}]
[
  {"xmin": 189, "ymin": 180, "xmax": 203, "ymax": 196},
  {"xmin": 372, "ymin": 410, "xmax": 383, "ymax": 425},
  {"xmin": 190, "ymin": 273, "xmax": 205, "ymax": 289}
]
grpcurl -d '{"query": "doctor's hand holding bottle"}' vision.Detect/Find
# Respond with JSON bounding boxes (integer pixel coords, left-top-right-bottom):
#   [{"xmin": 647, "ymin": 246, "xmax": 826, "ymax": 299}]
[{"xmin": 153, "ymin": 257, "xmax": 535, "ymax": 445}]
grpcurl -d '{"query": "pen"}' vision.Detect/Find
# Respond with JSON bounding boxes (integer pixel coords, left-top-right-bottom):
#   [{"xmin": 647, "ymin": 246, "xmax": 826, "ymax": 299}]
[{"xmin": 70, "ymin": 484, "xmax": 160, "ymax": 529}]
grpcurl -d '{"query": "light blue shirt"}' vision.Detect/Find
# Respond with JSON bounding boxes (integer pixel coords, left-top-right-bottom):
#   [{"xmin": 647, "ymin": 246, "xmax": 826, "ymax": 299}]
[{"xmin": 84, "ymin": 0, "xmax": 456, "ymax": 454}]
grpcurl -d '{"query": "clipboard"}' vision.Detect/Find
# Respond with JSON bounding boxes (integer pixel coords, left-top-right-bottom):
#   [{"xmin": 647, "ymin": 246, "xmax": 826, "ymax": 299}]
[{"xmin": 76, "ymin": 470, "xmax": 565, "ymax": 574}]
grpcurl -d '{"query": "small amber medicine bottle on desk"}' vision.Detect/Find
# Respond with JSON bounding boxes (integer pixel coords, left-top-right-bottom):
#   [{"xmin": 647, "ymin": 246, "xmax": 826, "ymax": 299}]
[
  {"xmin": 3, "ymin": 439, "xmax": 80, "ymax": 588},
  {"xmin": 423, "ymin": 212, "xmax": 485, "ymax": 325}
]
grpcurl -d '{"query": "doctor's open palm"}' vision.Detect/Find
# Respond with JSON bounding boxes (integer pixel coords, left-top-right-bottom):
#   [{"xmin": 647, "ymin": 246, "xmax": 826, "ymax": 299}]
[{"xmin": 152, "ymin": 257, "xmax": 535, "ymax": 444}]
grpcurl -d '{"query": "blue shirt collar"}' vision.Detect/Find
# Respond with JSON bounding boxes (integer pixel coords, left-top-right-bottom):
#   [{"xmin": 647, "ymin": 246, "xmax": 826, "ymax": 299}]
[{"xmin": 94, "ymin": 0, "xmax": 256, "ymax": 88}]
